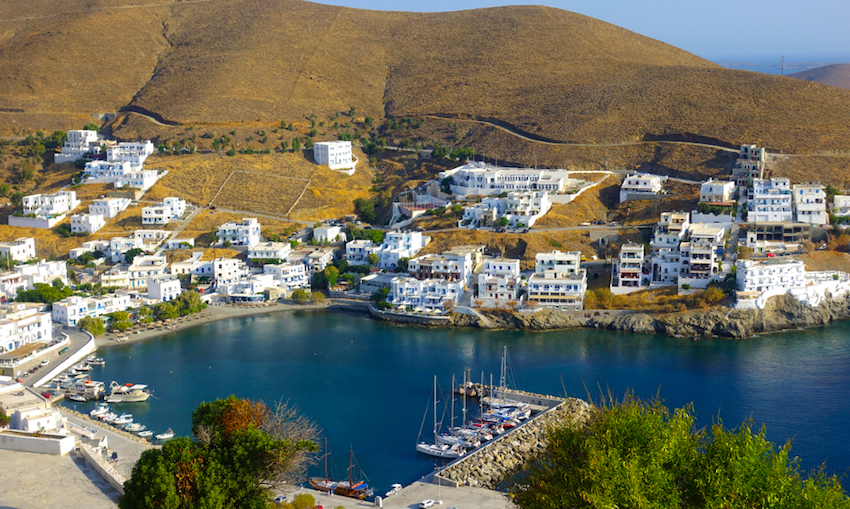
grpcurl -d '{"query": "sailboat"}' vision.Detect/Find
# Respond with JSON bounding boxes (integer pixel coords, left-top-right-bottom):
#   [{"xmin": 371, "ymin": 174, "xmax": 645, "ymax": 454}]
[
  {"xmin": 308, "ymin": 438, "xmax": 337, "ymax": 493},
  {"xmin": 437, "ymin": 374, "xmax": 480, "ymax": 449},
  {"xmin": 308, "ymin": 440, "xmax": 373, "ymax": 500},
  {"xmin": 484, "ymin": 346, "xmax": 531, "ymax": 419},
  {"xmin": 416, "ymin": 375, "xmax": 466, "ymax": 459}
]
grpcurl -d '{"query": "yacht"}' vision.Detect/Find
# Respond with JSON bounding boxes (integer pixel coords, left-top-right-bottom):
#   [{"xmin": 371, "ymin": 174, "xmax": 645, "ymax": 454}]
[{"xmin": 107, "ymin": 381, "xmax": 151, "ymax": 402}]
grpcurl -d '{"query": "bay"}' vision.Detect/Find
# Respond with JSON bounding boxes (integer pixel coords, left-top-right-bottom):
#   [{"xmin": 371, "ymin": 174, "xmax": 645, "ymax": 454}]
[{"xmin": 65, "ymin": 309, "xmax": 850, "ymax": 492}]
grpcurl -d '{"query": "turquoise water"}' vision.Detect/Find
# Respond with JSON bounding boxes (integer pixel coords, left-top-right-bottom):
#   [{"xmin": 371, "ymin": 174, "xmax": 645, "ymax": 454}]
[{"xmin": 65, "ymin": 310, "xmax": 850, "ymax": 492}]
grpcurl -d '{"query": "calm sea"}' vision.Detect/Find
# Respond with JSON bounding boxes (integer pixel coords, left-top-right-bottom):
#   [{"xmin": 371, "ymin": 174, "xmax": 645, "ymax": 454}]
[
  {"xmin": 64, "ymin": 310, "xmax": 850, "ymax": 492},
  {"xmin": 710, "ymin": 54, "xmax": 850, "ymax": 75}
]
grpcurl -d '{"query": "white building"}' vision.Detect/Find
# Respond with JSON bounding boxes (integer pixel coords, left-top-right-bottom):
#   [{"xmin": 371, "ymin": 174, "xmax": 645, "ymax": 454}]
[
  {"xmin": 732, "ymin": 144, "xmax": 766, "ymax": 188},
  {"xmin": 699, "ymin": 179, "xmax": 735, "ymax": 203},
  {"xmin": 388, "ymin": 276, "xmax": 463, "ymax": 311},
  {"xmin": 69, "ymin": 240, "xmax": 110, "ymax": 261},
  {"xmin": 51, "ymin": 294, "xmax": 131, "ymax": 327},
  {"xmin": 439, "ymin": 162, "xmax": 577, "ymax": 197},
  {"xmin": 170, "ymin": 253, "xmax": 215, "ymax": 280},
  {"xmin": 106, "ymin": 141, "xmax": 155, "ymax": 166},
  {"xmin": 142, "ymin": 197, "xmax": 186, "ymax": 225},
  {"xmin": 22, "ymin": 191, "xmax": 79, "ymax": 217},
  {"xmin": 359, "ymin": 273, "xmax": 396, "ymax": 296},
  {"xmin": 0, "ymin": 238, "xmax": 36, "ymax": 263},
  {"xmin": 619, "ymin": 173, "xmax": 666, "ymax": 203},
  {"xmin": 16, "ymin": 260, "xmax": 68, "ymax": 291},
  {"xmin": 248, "ymin": 242, "xmax": 292, "ymax": 262},
  {"xmin": 534, "ymin": 250, "xmax": 582, "ymax": 275},
  {"xmin": 408, "ymin": 254, "xmax": 467, "ymax": 285},
  {"xmin": 213, "ymin": 257, "xmax": 249, "ymax": 285},
  {"xmin": 313, "ymin": 141, "xmax": 357, "ymax": 175},
  {"xmin": 749, "ymin": 178, "xmax": 793, "ymax": 222},
  {"xmin": 286, "ymin": 247, "xmax": 335, "ymax": 274},
  {"xmin": 527, "ymin": 269, "xmax": 587, "ymax": 310},
  {"xmin": 792, "ymin": 183, "xmax": 828, "ymax": 225},
  {"xmin": 834, "ymin": 195, "xmax": 850, "ymax": 217},
  {"xmin": 84, "ymin": 161, "xmax": 158, "ymax": 191},
  {"xmin": 216, "ymin": 218, "xmax": 261, "ymax": 247},
  {"xmin": 313, "ymin": 225, "xmax": 346, "ymax": 244},
  {"xmin": 100, "ymin": 268, "xmax": 130, "ymax": 289},
  {"xmin": 109, "ymin": 236, "xmax": 145, "ymax": 263},
  {"xmin": 128, "ymin": 255, "xmax": 168, "ymax": 289},
  {"xmin": 371, "ymin": 232, "xmax": 429, "ymax": 269},
  {"xmin": 163, "ymin": 238, "xmax": 195, "ymax": 250},
  {"xmin": 9, "ymin": 407, "xmax": 69, "ymax": 435},
  {"xmin": 54, "ymin": 130, "xmax": 100, "ymax": 164},
  {"xmin": 0, "ymin": 304, "xmax": 53, "ymax": 354},
  {"xmin": 89, "ymin": 197, "xmax": 131, "ymax": 219},
  {"xmin": 345, "ymin": 240, "xmax": 374, "ymax": 264},
  {"xmin": 263, "ymin": 263, "xmax": 309, "ymax": 294},
  {"xmin": 70, "ymin": 213, "xmax": 105, "ymax": 234},
  {"xmin": 147, "ymin": 275, "xmax": 182, "ymax": 302},
  {"xmin": 650, "ymin": 211, "xmax": 690, "ymax": 251},
  {"xmin": 476, "ymin": 258, "xmax": 522, "ymax": 309},
  {"xmin": 611, "ymin": 243, "xmax": 645, "ymax": 294},
  {"xmin": 736, "ymin": 258, "xmax": 806, "ymax": 294},
  {"xmin": 461, "ymin": 191, "xmax": 552, "ymax": 228}
]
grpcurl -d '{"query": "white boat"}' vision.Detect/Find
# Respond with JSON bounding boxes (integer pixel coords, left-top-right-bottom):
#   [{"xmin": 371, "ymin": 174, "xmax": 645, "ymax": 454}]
[
  {"xmin": 138, "ymin": 430, "xmax": 154, "ymax": 438},
  {"xmin": 86, "ymin": 357, "xmax": 106, "ymax": 366},
  {"xmin": 98, "ymin": 412, "xmax": 117, "ymax": 422},
  {"xmin": 90, "ymin": 403, "xmax": 110, "ymax": 417},
  {"xmin": 73, "ymin": 363, "xmax": 92, "ymax": 372},
  {"xmin": 436, "ymin": 433, "xmax": 479, "ymax": 449},
  {"xmin": 156, "ymin": 428, "xmax": 175, "ymax": 441},
  {"xmin": 107, "ymin": 381, "xmax": 151, "ymax": 402},
  {"xmin": 416, "ymin": 375, "xmax": 467, "ymax": 459},
  {"xmin": 111, "ymin": 414, "xmax": 134, "ymax": 426},
  {"xmin": 125, "ymin": 423, "xmax": 146, "ymax": 432},
  {"xmin": 68, "ymin": 394, "xmax": 87, "ymax": 402}
]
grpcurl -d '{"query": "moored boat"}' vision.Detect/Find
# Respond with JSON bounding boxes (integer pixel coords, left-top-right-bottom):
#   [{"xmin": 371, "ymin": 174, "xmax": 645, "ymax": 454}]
[
  {"xmin": 90, "ymin": 403, "xmax": 110, "ymax": 417},
  {"xmin": 138, "ymin": 430, "xmax": 154, "ymax": 438},
  {"xmin": 156, "ymin": 428, "xmax": 175, "ymax": 440},
  {"xmin": 125, "ymin": 423, "xmax": 146, "ymax": 433},
  {"xmin": 107, "ymin": 381, "xmax": 151, "ymax": 403},
  {"xmin": 67, "ymin": 394, "xmax": 87, "ymax": 402}
]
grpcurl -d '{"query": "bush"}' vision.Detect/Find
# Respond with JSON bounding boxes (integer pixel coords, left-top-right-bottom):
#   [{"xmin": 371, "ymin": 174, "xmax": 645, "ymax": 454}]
[{"xmin": 290, "ymin": 289, "xmax": 310, "ymax": 303}]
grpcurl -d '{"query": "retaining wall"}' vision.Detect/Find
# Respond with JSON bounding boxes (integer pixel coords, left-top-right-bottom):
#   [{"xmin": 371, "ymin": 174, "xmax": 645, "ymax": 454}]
[
  {"xmin": 8, "ymin": 215, "xmax": 65, "ymax": 229},
  {"xmin": 0, "ymin": 429, "xmax": 75, "ymax": 455},
  {"xmin": 368, "ymin": 305, "xmax": 451, "ymax": 325},
  {"xmin": 80, "ymin": 443, "xmax": 126, "ymax": 495}
]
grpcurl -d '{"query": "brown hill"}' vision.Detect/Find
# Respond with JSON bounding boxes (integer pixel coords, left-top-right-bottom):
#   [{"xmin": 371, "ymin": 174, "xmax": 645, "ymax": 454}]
[
  {"xmin": 788, "ymin": 64, "xmax": 850, "ymax": 91},
  {"xmin": 1, "ymin": 0, "xmax": 850, "ymax": 157}
]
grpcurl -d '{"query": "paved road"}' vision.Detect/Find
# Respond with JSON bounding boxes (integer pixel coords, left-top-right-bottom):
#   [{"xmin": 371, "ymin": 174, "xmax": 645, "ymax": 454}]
[{"xmin": 61, "ymin": 411, "xmax": 156, "ymax": 479}]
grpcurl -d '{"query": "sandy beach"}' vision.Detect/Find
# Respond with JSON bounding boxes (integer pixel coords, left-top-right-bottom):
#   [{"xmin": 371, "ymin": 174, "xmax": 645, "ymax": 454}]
[{"xmin": 94, "ymin": 301, "xmax": 340, "ymax": 349}]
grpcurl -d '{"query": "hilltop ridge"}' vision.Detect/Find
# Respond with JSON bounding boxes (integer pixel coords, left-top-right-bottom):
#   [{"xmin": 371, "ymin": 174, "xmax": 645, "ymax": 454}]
[{"xmin": 1, "ymin": 0, "xmax": 849, "ymax": 156}]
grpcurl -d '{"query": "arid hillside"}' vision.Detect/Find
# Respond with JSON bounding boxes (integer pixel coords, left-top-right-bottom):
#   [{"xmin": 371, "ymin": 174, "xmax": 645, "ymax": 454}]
[
  {"xmin": 788, "ymin": 64, "xmax": 850, "ymax": 91},
  {"xmin": 1, "ymin": 0, "xmax": 850, "ymax": 157}
]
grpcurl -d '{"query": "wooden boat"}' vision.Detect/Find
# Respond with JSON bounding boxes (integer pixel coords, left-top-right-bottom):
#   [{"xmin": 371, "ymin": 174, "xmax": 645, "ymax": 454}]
[{"xmin": 308, "ymin": 439, "xmax": 373, "ymax": 499}]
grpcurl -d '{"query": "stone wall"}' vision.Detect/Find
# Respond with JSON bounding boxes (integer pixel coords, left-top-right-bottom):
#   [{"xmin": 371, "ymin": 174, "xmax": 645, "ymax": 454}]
[
  {"xmin": 80, "ymin": 443, "xmax": 126, "ymax": 495},
  {"xmin": 437, "ymin": 397, "xmax": 591, "ymax": 489}
]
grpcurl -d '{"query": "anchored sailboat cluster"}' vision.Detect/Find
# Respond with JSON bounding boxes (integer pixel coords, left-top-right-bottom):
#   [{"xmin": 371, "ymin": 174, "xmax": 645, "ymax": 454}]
[
  {"xmin": 308, "ymin": 439, "xmax": 374, "ymax": 500},
  {"xmin": 416, "ymin": 347, "xmax": 532, "ymax": 460}
]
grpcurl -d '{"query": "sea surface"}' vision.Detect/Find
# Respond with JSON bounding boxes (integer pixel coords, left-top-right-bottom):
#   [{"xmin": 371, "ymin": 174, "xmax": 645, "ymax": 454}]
[
  {"xmin": 64, "ymin": 310, "xmax": 850, "ymax": 492},
  {"xmin": 710, "ymin": 54, "xmax": 850, "ymax": 75}
]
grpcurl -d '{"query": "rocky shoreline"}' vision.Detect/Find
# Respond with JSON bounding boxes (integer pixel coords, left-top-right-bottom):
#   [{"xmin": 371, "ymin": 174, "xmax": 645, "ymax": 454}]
[
  {"xmin": 444, "ymin": 293, "xmax": 850, "ymax": 339},
  {"xmin": 438, "ymin": 397, "xmax": 592, "ymax": 489}
]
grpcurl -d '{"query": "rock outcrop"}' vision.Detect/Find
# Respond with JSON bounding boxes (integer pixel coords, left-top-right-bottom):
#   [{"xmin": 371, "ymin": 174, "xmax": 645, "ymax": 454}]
[
  {"xmin": 438, "ymin": 397, "xmax": 592, "ymax": 489},
  {"xmin": 448, "ymin": 293, "xmax": 850, "ymax": 339}
]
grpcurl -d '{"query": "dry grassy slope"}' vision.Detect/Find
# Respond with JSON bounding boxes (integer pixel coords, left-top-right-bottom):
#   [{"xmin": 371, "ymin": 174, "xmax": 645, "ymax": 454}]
[
  {"xmin": 5, "ymin": 0, "xmax": 850, "ymax": 157},
  {"xmin": 788, "ymin": 64, "xmax": 850, "ymax": 91}
]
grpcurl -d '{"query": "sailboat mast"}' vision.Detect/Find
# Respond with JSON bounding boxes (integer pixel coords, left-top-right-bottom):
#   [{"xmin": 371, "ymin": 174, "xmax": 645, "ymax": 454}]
[
  {"xmin": 433, "ymin": 375, "xmax": 438, "ymax": 443},
  {"xmin": 500, "ymin": 346, "xmax": 507, "ymax": 405},
  {"xmin": 450, "ymin": 374, "xmax": 456, "ymax": 430},
  {"xmin": 324, "ymin": 437, "xmax": 328, "ymax": 482},
  {"xmin": 462, "ymin": 369, "xmax": 468, "ymax": 426},
  {"xmin": 349, "ymin": 448, "xmax": 354, "ymax": 486}
]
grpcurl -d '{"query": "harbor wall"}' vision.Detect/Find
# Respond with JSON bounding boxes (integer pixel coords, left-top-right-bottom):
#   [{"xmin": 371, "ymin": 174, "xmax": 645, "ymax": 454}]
[
  {"xmin": 33, "ymin": 332, "xmax": 95, "ymax": 388},
  {"xmin": 368, "ymin": 305, "xmax": 451, "ymax": 326},
  {"xmin": 435, "ymin": 397, "xmax": 591, "ymax": 489},
  {"xmin": 0, "ymin": 429, "xmax": 75, "ymax": 455},
  {"xmin": 80, "ymin": 442, "xmax": 126, "ymax": 495}
]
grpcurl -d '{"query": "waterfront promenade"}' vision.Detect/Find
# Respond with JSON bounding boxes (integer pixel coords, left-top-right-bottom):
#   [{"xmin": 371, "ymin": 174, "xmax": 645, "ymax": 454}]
[{"xmin": 285, "ymin": 481, "xmax": 511, "ymax": 509}]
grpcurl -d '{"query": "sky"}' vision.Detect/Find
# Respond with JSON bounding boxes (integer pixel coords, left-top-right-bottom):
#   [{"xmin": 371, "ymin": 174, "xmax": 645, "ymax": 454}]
[{"xmin": 318, "ymin": 0, "xmax": 850, "ymax": 71}]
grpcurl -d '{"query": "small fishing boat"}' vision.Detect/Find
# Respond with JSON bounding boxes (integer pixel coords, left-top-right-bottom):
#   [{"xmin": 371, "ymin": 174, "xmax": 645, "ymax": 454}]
[
  {"xmin": 125, "ymin": 423, "xmax": 146, "ymax": 433},
  {"xmin": 138, "ymin": 430, "xmax": 154, "ymax": 438},
  {"xmin": 98, "ymin": 412, "xmax": 117, "ymax": 422},
  {"xmin": 110, "ymin": 413, "xmax": 134, "ymax": 426},
  {"xmin": 90, "ymin": 403, "xmax": 110, "ymax": 418},
  {"xmin": 67, "ymin": 394, "xmax": 87, "ymax": 402},
  {"xmin": 156, "ymin": 428, "xmax": 175, "ymax": 441},
  {"xmin": 86, "ymin": 356, "xmax": 106, "ymax": 366}
]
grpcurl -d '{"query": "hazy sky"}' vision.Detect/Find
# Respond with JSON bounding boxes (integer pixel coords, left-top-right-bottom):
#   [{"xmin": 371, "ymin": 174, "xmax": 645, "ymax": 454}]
[{"xmin": 318, "ymin": 0, "xmax": 850, "ymax": 64}]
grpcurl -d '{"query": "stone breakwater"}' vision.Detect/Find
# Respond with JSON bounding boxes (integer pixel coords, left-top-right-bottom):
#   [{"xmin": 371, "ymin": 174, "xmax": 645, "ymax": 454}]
[
  {"xmin": 437, "ymin": 397, "xmax": 592, "ymax": 489},
  {"xmin": 448, "ymin": 293, "xmax": 850, "ymax": 339}
]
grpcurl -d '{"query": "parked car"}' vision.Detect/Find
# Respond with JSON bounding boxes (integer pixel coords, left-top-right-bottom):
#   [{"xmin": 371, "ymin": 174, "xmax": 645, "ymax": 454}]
[
  {"xmin": 39, "ymin": 360, "xmax": 49, "ymax": 367},
  {"xmin": 41, "ymin": 392, "xmax": 52, "ymax": 399},
  {"xmin": 419, "ymin": 500, "xmax": 436, "ymax": 509}
]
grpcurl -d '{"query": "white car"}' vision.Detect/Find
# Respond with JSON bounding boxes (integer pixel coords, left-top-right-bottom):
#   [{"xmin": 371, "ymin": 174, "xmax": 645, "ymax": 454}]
[
  {"xmin": 39, "ymin": 360, "xmax": 49, "ymax": 367},
  {"xmin": 419, "ymin": 500, "xmax": 436, "ymax": 509}
]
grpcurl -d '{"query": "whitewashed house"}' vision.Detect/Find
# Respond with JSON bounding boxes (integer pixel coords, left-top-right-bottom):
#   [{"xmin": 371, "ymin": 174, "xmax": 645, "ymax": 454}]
[
  {"xmin": 611, "ymin": 243, "xmax": 645, "ymax": 294},
  {"xmin": 22, "ymin": 191, "xmax": 79, "ymax": 217},
  {"xmin": 89, "ymin": 197, "xmax": 131, "ymax": 219},
  {"xmin": 286, "ymin": 246, "xmax": 335, "ymax": 273},
  {"xmin": 170, "ymin": 253, "xmax": 215, "ymax": 280},
  {"xmin": 263, "ymin": 263, "xmax": 309, "ymax": 294},
  {"xmin": 54, "ymin": 130, "xmax": 100, "ymax": 164},
  {"xmin": 620, "ymin": 173, "xmax": 666, "ymax": 203},
  {"xmin": 52, "ymin": 295, "xmax": 131, "ymax": 327},
  {"xmin": 345, "ymin": 240, "xmax": 374, "ymax": 264},
  {"xmin": 216, "ymin": 218, "xmax": 261, "ymax": 247},
  {"xmin": 106, "ymin": 141, "xmax": 155, "ymax": 166},
  {"xmin": 731, "ymin": 144, "xmax": 766, "ymax": 188},
  {"xmin": 699, "ymin": 179, "xmax": 735, "ymax": 203},
  {"xmin": 128, "ymin": 255, "xmax": 168, "ymax": 289},
  {"xmin": 749, "ymin": 178, "xmax": 793, "ymax": 222},
  {"xmin": 313, "ymin": 225, "xmax": 346, "ymax": 244},
  {"xmin": 142, "ymin": 197, "xmax": 186, "ymax": 225},
  {"xmin": 476, "ymin": 258, "xmax": 522, "ymax": 308},
  {"xmin": 313, "ymin": 141, "xmax": 357, "ymax": 175},
  {"xmin": 0, "ymin": 238, "xmax": 36, "ymax": 263},
  {"xmin": 83, "ymin": 161, "xmax": 134, "ymax": 183},
  {"xmin": 248, "ymin": 242, "xmax": 292, "ymax": 262},
  {"xmin": 736, "ymin": 259, "xmax": 806, "ymax": 294},
  {"xmin": 528, "ymin": 250, "xmax": 587, "ymax": 309},
  {"xmin": 17, "ymin": 260, "xmax": 68, "ymax": 290},
  {"xmin": 833, "ymin": 195, "xmax": 850, "ymax": 217},
  {"xmin": 388, "ymin": 276, "xmax": 463, "ymax": 311},
  {"xmin": 147, "ymin": 275, "xmax": 182, "ymax": 302},
  {"xmin": 100, "ymin": 268, "xmax": 130, "ymax": 289},
  {"xmin": 163, "ymin": 238, "xmax": 195, "ymax": 250},
  {"xmin": 792, "ymin": 183, "xmax": 828, "ymax": 225},
  {"xmin": 0, "ymin": 304, "xmax": 52, "ymax": 353},
  {"xmin": 213, "ymin": 257, "xmax": 248, "ymax": 285},
  {"xmin": 371, "ymin": 232, "xmax": 429, "ymax": 269},
  {"xmin": 70, "ymin": 213, "xmax": 105, "ymax": 234},
  {"xmin": 439, "ymin": 162, "xmax": 575, "ymax": 197},
  {"xmin": 461, "ymin": 191, "xmax": 551, "ymax": 228},
  {"xmin": 69, "ymin": 240, "xmax": 110, "ymax": 261}
]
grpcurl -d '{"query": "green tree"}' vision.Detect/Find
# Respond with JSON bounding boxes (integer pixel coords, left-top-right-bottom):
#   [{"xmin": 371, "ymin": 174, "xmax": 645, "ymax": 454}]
[
  {"xmin": 353, "ymin": 198, "xmax": 377, "ymax": 223},
  {"xmin": 0, "ymin": 182, "xmax": 9, "ymax": 197},
  {"xmin": 78, "ymin": 316, "xmax": 106, "ymax": 336},
  {"xmin": 395, "ymin": 257, "xmax": 410, "ymax": 272},
  {"xmin": 499, "ymin": 217, "xmax": 509, "ymax": 227},
  {"xmin": 310, "ymin": 292, "xmax": 325, "ymax": 303},
  {"xmin": 290, "ymin": 288, "xmax": 310, "ymax": 303},
  {"xmin": 0, "ymin": 405, "xmax": 9, "ymax": 428},
  {"xmin": 176, "ymin": 291, "xmax": 206, "ymax": 315},
  {"xmin": 291, "ymin": 137, "xmax": 301, "ymax": 152},
  {"xmin": 83, "ymin": 123, "xmax": 99, "ymax": 132},
  {"xmin": 108, "ymin": 311, "xmax": 133, "ymax": 331},
  {"xmin": 510, "ymin": 393, "xmax": 850, "ymax": 509},
  {"xmin": 370, "ymin": 287, "xmax": 390, "ymax": 303},
  {"xmin": 155, "ymin": 302, "xmax": 180, "ymax": 320},
  {"xmin": 323, "ymin": 266, "xmax": 339, "ymax": 288},
  {"xmin": 121, "ymin": 396, "xmax": 318, "ymax": 509},
  {"xmin": 16, "ymin": 282, "xmax": 73, "ymax": 304},
  {"xmin": 10, "ymin": 192, "xmax": 25, "ymax": 209},
  {"xmin": 367, "ymin": 252, "xmax": 379, "ymax": 266},
  {"xmin": 124, "ymin": 248, "xmax": 145, "ymax": 264}
]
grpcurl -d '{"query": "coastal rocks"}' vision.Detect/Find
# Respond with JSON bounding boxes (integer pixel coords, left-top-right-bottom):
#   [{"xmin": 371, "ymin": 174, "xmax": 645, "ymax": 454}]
[
  {"xmin": 444, "ymin": 292, "xmax": 850, "ymax": 340},
  {"xmin": 438, "ymin": 397, "xmax": 592, "ymax": 490}
]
